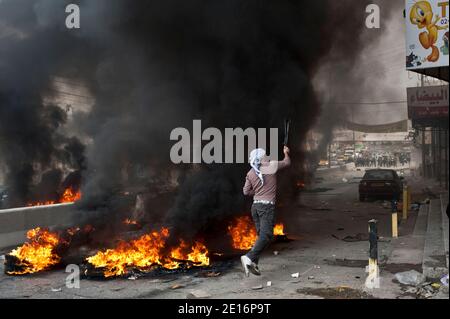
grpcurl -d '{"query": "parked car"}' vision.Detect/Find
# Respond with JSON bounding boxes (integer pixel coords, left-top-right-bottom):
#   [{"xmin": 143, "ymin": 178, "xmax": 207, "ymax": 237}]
[{"xmin": 359, "ymin": 169, "xmax": 403, "ymax": 202}]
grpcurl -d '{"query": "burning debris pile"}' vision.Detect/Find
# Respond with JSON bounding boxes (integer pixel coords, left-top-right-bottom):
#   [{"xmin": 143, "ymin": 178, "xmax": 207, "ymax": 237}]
[
  {"xmin": 228, "ymin": 216, "xmax": 287, "ymax": 250},
  {"xmin": 5, "ymin": 225, "xmax": 93, "ymax": 275},
  {"xmin": 85, "ymin": 228, "xmax": 209, "ymax": 278},
  {"xmin": 228, "ymin": 217, "xmax": 258, "ymax": 251},
  {"xmin": 5, "ymin": 228, "xmax": 61, "ymax": 275},
  {"xmin": 27, "ymin": 187, "xmax": 82, "ymax": 207},
  {"xmin": 5, "ymin": 217, "xmax": 287, "ymax": 278}
]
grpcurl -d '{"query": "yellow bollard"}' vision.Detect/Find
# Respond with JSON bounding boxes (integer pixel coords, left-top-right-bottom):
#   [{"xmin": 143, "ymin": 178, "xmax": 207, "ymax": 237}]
[
  {"xmin": 392, "ymin": 211, "xmax": 398, "ymax": 238},
  {"xmin": 391, "ymin": 200, "xmax": 398, "ymax": 238},
  {"xmin": 402, "ymin": 185, "xmax": 408, "ymax": 220}
]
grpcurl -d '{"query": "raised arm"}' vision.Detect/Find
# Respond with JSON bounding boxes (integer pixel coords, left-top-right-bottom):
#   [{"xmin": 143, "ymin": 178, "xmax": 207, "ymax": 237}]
[{"xmin": 277, "ymin": 146, "xmax": 291, "ymax": 170}]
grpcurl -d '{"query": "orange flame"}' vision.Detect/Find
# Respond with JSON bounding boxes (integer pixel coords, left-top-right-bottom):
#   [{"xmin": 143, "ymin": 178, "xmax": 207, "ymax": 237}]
[
  {"xmin": 60, "ymin": 188, "xmax": 82, "ymax": 203},
  {"xmin": 123, "ymin": 218, "xmax": 139, "ymax": 226},
  {"xmin": 273, "ymin": 223, "xmax": 285, "ymax": 236},
  {"xmin": 228, "ymin": 217, "xmax": 286, "ymax": 250},
  {"xmin": 86, "ymin": 228, "xmax": 209, "ymax": 277},
  {"xmin": 7, "ymin": 228, "xmax": 61, "ymax": 275},
  {"xmin": 228, "ymin": 216, "xmax": 258, "ymax": 250},
  {"xmin": 28, "ymin": 187, "xmax": 81, "ymax": 207}
]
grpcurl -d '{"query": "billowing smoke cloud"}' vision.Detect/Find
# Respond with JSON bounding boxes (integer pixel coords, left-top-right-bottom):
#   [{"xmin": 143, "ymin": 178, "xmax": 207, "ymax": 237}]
[
  {"xmin": 311, "ymin": 0, "xmax": 404, "ymax": 161},
  {"xmin": 1, "ymin": 1, "xmax": 402, "ymax": 238},
  {"xmin": 0, "ymin": 0, "xmax": 90, "ymax": 205}
]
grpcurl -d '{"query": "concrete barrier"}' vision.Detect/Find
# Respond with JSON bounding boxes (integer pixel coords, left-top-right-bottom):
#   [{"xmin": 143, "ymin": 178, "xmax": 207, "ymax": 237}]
[{"xmin": 0, "ymin": 203, "xmax": 81, "ymax": 250}]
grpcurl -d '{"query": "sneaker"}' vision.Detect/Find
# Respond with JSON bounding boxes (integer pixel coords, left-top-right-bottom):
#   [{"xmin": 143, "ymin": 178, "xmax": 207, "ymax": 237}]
[
  {"xmin": 248, "ymin": 262, "xmax": 261, "ymax": 276},
  {"xmin": 240, "ymin": 255, "xmax": 251, "ymax": 277}
]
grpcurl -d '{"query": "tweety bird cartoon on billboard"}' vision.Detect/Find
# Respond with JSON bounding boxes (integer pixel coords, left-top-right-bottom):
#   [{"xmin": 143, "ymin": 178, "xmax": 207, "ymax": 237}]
[{"xmin": 406, "ymin": 0, "xmax": 449, "ymax": 69}]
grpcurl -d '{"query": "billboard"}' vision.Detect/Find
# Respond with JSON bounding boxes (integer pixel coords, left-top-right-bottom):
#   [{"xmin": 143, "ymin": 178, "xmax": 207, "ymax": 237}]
[
  {"xmin": 344, "ymin": 120, "xmax": 409, "ymax": 133},
  {"xmin": 405, "ymin": 0, "xmax": 449, "ymax": 70},
  {"xmin": 407, "ymin": 85, "xmax": 449, "ymax": 119}
]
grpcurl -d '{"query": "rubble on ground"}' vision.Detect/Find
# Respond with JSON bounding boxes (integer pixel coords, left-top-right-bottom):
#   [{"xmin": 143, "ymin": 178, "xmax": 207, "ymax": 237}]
[
  {"xmin": 251, "ymin": 285, "xmax": 263, "ymax": 290},
  {"xmin": 395, "ymin": 270, "xmax": 425, "ymax": 286},
  {"xmin": 187, "ymin": 289, "xmax": 211, "ymax": 299}
]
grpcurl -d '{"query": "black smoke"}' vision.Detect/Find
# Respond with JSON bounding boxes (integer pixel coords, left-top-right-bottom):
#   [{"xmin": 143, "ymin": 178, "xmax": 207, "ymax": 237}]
[
  {"xmin": 0, "ymin": 1, "xmax": 402, "ymax": 238},
  {"xmin": 0, "ymin": 0, "xmax": 91, "ymax": 206}
]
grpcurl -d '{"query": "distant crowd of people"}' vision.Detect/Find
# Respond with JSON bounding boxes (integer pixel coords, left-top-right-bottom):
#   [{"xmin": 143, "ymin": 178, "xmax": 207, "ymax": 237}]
[{"xmin": 355, "ymin": 152, "xmax": 410, "ymax": 168}]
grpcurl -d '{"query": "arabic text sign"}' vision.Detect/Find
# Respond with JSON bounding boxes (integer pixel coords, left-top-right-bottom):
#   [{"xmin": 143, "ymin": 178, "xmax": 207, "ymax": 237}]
[
  {"xmin": 407, "ymin": 85, "xmax": 449, "ymax": 118},
  {"xmin": 405, "ymin": 0, "xmax": 449, "ymax": 70},
  {"xmin": 345, "ymin": 120, "xmax": 408, "ymax": 133}
]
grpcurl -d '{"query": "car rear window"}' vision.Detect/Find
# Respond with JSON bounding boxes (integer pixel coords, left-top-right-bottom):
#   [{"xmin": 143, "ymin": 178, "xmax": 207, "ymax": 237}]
[{"xmin": 363, "ymin": 170, "xmax": 394, "ymax": 180}]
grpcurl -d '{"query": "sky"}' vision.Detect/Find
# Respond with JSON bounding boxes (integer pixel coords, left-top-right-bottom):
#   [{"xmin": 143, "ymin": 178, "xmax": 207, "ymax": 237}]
[{"xmin": 313, "ymin": 5, "xmax": 446, "ymax": 126}]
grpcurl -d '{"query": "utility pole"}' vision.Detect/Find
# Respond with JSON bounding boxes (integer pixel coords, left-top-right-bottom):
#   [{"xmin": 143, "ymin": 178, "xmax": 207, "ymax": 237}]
[
  {"xmin": 445, "ymin": 129, "xmax": 448, "ymax": 190},
  {"xmin": 328, "ymin": 64, "xmax": 333, "ymax": 169},
  {"xmin": 352, "ymin": 105, "xmax": 356, "ymax": 161},
  {"xmin": 420, "ymin": 75, "xmax": 427, "ymax": 178}
]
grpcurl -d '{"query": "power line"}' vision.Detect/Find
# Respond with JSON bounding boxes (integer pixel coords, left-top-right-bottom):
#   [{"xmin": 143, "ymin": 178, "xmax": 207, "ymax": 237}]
[{"xmin": 332, "ymin": 101, "xmax": 407, "ymax": 106}]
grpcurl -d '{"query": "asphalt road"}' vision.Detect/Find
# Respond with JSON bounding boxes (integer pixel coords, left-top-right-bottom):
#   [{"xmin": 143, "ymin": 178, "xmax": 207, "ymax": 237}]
[{"xmin": 0, "ymin": 169, "xmax": 444, "ymax": 299}]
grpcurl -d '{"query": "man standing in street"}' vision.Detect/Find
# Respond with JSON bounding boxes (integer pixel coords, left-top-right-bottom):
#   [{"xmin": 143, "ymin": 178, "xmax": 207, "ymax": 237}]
[{"xmin": 241, "ymin": 146, "xmax": 291, "ymax": 276}]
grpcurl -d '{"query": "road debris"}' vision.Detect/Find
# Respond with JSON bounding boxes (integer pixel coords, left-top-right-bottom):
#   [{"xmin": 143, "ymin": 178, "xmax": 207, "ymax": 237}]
[
  {"xmin": 273, "ymin": 251, "xmax": 279, "ymax": 256},
  {"xmin": 251, "ymin": 285, "xmax": 264, "ymax": 290},
  {"xmin": 308, "ymin": 276, "xmax": 315, "ymax": 280},
  {"xmin": 431, "ymin": 283, "xmax": 441, "ymax": 289},
  {"xmin": 266, "ymin": 281, "xmax": 272, "ymax": 287},
  {"xmin": 325, "ymin": 258, "xmax": 368, "ymax": 268},
  {"xmin": 187, "ymin": 289, "xmax": 211, "ymax": 299},
  {"xmin": 51, "ymin": 288, "xmax": 62, "ymax": 292},
  {"xmin": 333, "ymin": 233, "xmax": 368, "ymax": 242},
  {"xmin": 297, "ymin": 287, "xmax": 376, "ymax": 299},
  {"xmin": 171, "ymin": 284, "xmax": 185, "ymax": 290},
  {"xmin": 440, "ymin": 274, "xmax": 449, "ymax": 286},
  {"xmin": 205, "ymin": 271, "xmax": 221, "ymax": 277},
  {"xmin": 401, "ymin": 281, "xmax": 443, "ymax": 299},
  {"xmin": 395, "ymin": 270, "xmax": 425, "ymax": 286},
  {"xmin": 290, "ymin": 266, "xmax": 315, "ymax": 281}
]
